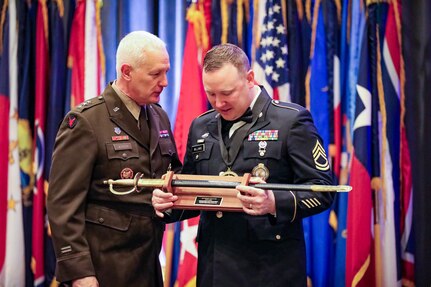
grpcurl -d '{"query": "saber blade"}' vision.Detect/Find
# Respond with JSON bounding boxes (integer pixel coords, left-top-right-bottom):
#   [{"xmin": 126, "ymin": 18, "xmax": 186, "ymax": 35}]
[{"xmin": 104, "ymin": 178, "xmax": 352, "ymax": 193}]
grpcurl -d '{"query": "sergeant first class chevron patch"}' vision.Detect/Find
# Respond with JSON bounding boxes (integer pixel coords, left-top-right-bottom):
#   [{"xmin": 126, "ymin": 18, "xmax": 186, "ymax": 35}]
[{"xmin": 312, "ymin": 140, "xmax": 330, "ymax": 171}]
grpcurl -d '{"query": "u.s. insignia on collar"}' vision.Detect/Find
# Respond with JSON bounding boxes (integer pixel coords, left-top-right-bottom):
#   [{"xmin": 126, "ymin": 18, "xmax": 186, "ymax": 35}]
[{"xmin": 312, "ymin": 140, "xmax": 329, "ymax": 171}]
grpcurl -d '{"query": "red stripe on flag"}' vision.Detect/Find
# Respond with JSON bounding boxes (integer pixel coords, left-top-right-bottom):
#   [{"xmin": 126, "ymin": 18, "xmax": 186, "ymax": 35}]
[
  {"xmin": 33, "ymin": 1, "xmax": 49, "ymax": 284},
  {"xmin": 346, "ymin": 153, "xmax": 374, "ymax": 287},
  {"xmin": 68, "ymin": 1, "xmax": 86, "ymax": 107},
  {"xmin": 173, "ymin": 21, "xmax": 207, "ymax": 161},
  {"xmin": 273, "ymin": 87, "xmax": 280, "ymax": 100},
  {"xmin": 176, "ymin": 217, "xmax": 199, "ymax": 286},
  {"xmin": 332, "ymin": 103, "xmax": 342, "ymax": 177},
  {"xmin": 401, "ymin": 128, "xmax": 414, "ymax": 282}
]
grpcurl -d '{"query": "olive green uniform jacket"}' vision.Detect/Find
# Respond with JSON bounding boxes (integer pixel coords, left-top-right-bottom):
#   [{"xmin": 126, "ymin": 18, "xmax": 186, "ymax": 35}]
[{"xmin": 47, "ymin": 85, "xmax": 181, "ymax": 286}]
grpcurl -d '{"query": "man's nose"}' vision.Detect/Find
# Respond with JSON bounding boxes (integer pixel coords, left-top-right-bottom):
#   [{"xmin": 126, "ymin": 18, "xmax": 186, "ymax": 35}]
[
  {"xmin": 214, "ymin": 96, "xmax": 225, "ymax": 108},
  {"xmin": 159, "ymin": 74, "xmax": 168, "ymax": 87}
]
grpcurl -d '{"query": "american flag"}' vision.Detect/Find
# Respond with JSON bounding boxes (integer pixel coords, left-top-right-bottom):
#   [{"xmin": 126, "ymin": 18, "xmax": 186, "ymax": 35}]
[{"xmin": 253, "ymin": 0, "xmax": 290, "ymax": 101}]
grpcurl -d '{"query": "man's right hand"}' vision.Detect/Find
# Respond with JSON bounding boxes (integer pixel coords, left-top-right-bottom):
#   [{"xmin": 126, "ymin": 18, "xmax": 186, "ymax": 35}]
[
  {"xmin": 72, "ymin": 276, "xmax": 99, "ymax": 287},
  {"xmin": 152, "ymin": 188, "xmax": 178, "ymax": 217}
]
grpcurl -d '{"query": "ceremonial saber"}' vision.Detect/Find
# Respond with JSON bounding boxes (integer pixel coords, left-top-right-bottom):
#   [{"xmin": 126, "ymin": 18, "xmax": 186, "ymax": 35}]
[{"xmin": 103, "ymin": 172, "xmax": 352, "ymax": 195}]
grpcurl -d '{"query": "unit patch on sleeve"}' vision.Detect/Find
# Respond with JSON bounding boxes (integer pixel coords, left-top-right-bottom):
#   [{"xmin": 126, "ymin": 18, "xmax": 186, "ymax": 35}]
[{"xmin": 68, "ymin": 115, "xmax": 77, "ymax": 129}]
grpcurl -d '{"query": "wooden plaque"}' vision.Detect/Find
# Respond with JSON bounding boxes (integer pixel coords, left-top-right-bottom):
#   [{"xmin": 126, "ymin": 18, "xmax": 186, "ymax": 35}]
[{"xmin": 163, "ymin": 172, "xmax": 250, "ymax": 212}]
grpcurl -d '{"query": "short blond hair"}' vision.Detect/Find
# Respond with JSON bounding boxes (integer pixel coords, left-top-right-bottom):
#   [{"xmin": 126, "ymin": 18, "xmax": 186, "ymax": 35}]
[{"xmin": 203, "ymin": 43, "xmax": 250, "ymax": 76}]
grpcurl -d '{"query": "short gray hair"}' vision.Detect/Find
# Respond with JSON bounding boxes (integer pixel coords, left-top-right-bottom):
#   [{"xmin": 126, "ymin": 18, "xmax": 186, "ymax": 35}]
[
  {"xmin": 116, "ymin": 31, "xmax": 166, "ymax": 77},
  {"xmin": 203, "ymin": 43, "xmax": 250, "ymax": 75}
]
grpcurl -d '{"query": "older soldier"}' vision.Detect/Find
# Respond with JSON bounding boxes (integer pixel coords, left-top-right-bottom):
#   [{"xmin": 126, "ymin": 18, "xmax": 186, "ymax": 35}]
[{"xmin": 47, "ymin": 31, "xmax": 181, "ymax": 287}]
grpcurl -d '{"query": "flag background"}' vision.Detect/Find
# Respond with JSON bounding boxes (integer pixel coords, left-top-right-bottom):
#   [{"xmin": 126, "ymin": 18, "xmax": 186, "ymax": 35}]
[{"xmin": 0, "ymin": 0, "xmax": 430, "ymax": 286}]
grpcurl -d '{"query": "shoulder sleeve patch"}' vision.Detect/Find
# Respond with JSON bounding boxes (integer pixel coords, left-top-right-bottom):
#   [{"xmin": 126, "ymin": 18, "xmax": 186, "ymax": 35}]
[
  {"xmin": 74, "ymin": 96, "xmax": 105, "ymax": 113},
  {"xmin": 67, "ymin": 114, "xmax": 78, "ymax": 129},
  {"xmin": 271, "ymin": 100, "xmax": 300, "ymax": 112}
]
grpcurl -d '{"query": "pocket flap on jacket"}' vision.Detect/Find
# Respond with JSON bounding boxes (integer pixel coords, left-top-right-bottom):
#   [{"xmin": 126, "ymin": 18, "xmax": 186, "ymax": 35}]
[{"xmin": 85, "ymin": 205, "xmax": 132, "ymax": 231}]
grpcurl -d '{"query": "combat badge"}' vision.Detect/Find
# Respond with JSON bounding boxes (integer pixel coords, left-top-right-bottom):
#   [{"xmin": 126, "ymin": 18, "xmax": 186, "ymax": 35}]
[
  {"xmin": 312, "ymin": 140, "xmax": 329, "ymax": 171},
  {"xmin": 120, "ymin": 168, "xmax": 134, "ymax": 179},
  {"xmin": 68, "ymin": 115, "xmax": 77, "ymax": 129},
  {"xmin": 251, "ymin": 163, "xmax": 270, "ymax": 180}
]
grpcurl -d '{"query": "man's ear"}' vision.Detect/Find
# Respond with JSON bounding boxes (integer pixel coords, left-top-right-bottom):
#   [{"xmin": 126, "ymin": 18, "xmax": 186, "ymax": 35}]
[
  {"xmin": 246, "ymin": 70, "xmax": 255, "ymax": 87},
  {"xmin": 120, "ymin": 64, "xmax": 132, "ymax": 81}
]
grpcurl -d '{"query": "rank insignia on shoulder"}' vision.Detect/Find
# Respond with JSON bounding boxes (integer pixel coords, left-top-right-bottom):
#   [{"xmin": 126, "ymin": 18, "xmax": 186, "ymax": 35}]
[
  {"xmin": 248, "ymin": 130, "xmax": 279, "ymax": 141},
  {"xmin": 312, "ymin": 140, "xmax": 329, "ymax": 171},
  {"xmin": 159, "ymin": 130, "xmax": 169, "ymax": 138},
  {"xmin": 68, "ymin": 115, "xmax": 77, "ymax": 129},
  {"xmin": 271, "ymin": 100, "xmax": 300, "ymax": 112}
]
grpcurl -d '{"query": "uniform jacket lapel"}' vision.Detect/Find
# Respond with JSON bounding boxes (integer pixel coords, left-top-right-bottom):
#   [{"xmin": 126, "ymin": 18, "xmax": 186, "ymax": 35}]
[
  {"xmin": 207, "ymin": 114, "xmax": 219, "ymax": 140},
  {"xmin": 248, "ymin": 87, "xmax": 272, "ymax": 133},
  {"xmin": 104, "ymin": 86, "xmax": 150, "ymax": 150}
]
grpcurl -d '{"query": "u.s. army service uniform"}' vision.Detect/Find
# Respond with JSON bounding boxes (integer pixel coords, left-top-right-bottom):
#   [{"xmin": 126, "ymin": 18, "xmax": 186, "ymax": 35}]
[
  {"xmin": 47, "ymin": 85, "xmax": 181, "ymax": 286},
  {"xmin": 181, "ymin": 87, "xmax": 334, "ymax": 287}
]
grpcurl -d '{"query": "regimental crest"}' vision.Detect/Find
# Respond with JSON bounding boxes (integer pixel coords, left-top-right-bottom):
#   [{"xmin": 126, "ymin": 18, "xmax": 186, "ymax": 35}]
[
  {"xmin": 120, "ymin": 168, "xmax": 134, "ymax": 179},
  {"xmin": 114, "ymin": 127, "xmax": 121, "ymax": 134},
  {"xmin": 312, "ymin": 140, "xmax": 329, "ymax": 171}
]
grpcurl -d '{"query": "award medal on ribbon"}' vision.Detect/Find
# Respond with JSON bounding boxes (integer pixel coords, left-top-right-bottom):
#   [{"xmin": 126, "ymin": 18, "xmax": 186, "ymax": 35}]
[{"xmin": 251, "ymin": 163, "xmax": 270, "ymax": 180}]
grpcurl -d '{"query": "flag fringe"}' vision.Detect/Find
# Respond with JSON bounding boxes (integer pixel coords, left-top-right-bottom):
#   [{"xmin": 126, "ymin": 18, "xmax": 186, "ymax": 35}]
[
  {"xmin": 0, "ymin": 0, "xmax": 8, "ymax": 54},
  {"xmin": 305, "ymin": 0, "xmax": 322, "ymax": 110},
  {"xmin": 187, "ymin": 3, "xmax": 209, "ymax": 50}
]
